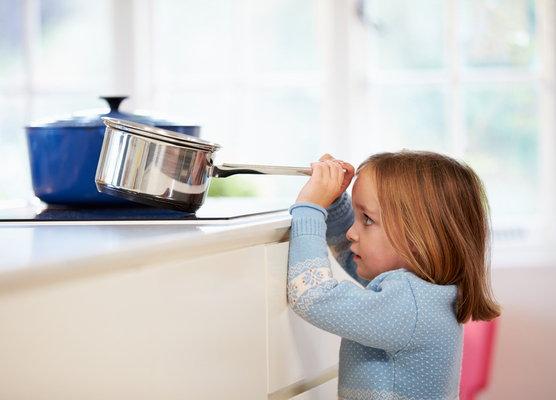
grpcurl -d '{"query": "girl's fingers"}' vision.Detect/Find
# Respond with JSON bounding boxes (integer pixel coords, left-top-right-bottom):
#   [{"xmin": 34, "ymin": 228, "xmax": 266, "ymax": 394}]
[
  {"xmin": 297, "ymin": 157, "xmax": 350, "ymax": 208},
  {"xmin": 318, "ymin": 154, "xmax": 335, "ymax": 162},
  {"xmin": 323, "ymin": 160, "xmax": 344, "ymax": 189},
  {"xmin": 311, "ymin": 162, "xmax": 325, "ymax": 179},
  {"xmin": 339, "ymin": 162, "xmax": 355, "ymax": 187},
  {"xmin": 313, "ymin": 158, "xmax": 347, "ymax": 191},
  {"xmin": 313, "ymin": 160, "xmax": 343, "ymax": 185},
  {"xmin": 325, "ymin": 159, "xmax": 341, "ymax": 174},
  {"xmin": 341, "ymin": 162, "xmax": 355, "ymax": 178}
]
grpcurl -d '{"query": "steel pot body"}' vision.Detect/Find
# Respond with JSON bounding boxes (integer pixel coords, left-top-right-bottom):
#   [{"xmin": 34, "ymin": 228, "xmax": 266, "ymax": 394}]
[
  {"xmin": 95, "ymin": 118, "xmax": 311, "ymax": 213},
  {"xmin": 26, "ymin": 97, "xmax": 199, "ymax": 205}
]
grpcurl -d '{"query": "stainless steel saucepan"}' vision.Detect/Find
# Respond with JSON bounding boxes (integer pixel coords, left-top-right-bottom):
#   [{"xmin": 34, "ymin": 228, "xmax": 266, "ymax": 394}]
[{"xmin": 95, "ymin": 117, "xmax": 311, "ymax": 212}]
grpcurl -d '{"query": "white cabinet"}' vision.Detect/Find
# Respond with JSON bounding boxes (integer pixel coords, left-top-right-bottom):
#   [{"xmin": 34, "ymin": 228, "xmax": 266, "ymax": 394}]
[
  {"xmin": 0, "ymin": 246, "xmax": 269, "ymax": 399},
  {"xmin": 266, "ymin": 242, "xmax": 340, "ymax": 396},
  {"xmin": 0, "ymin": 224, "xmax": 341, "ymax": 399}
]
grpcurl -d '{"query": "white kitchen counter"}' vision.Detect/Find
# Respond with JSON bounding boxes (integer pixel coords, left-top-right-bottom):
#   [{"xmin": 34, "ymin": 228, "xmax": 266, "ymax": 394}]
[
  {"xmin": 0, "ymin": 210, "xmax": 292, "ymax": 287},
  {"xmin": 0, "ymin": 197, "xmax": 295, "ymax": 288},
  {"xmin": 0, "ymin": 197, "xmax": 342, "ymax": 400}
]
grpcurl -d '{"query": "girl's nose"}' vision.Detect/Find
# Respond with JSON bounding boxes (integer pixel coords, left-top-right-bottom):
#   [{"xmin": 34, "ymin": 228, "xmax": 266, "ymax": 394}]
[{"xmin": 346, "ymin": 225, "xmax": 357, "ymax": 242}]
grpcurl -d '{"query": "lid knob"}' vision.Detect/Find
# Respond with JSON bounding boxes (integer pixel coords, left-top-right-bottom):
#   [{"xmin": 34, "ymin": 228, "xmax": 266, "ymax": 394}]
[{"xmin": 100, "ymin": 96, "xmax": 129, "ymax": 112}]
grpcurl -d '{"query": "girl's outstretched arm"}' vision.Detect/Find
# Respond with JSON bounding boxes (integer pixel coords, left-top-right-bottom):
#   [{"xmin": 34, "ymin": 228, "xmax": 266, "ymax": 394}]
[
  {"xmin": 294, "ymin": 154, "xmax": 368, "ymax": 286},
  {"xmin": 326, "ymin": 193, "xmax": 370, "ymax": 288},
  {"xmin": 287, "ymin": 202, "xmax": 416, "ymax": 352}
]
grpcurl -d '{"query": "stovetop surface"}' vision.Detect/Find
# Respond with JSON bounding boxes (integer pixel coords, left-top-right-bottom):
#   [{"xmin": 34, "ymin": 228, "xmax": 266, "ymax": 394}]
[
  {"xmin": 32, "ymin": 205, "xmax": 196, "ymax": 221},
  {"xmin": 0, "ymin": 197, "xmax": 293, "ymax": 223}
]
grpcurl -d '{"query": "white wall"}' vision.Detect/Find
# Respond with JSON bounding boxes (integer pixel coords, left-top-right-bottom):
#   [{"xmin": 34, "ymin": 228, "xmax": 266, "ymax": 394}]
[{"xmin": 479, "ymin": 265, "xmax": 556, "ymax": 399}]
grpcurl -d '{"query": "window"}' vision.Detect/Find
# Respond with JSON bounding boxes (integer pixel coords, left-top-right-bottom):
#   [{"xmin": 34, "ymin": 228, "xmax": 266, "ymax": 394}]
[
  {"xmin": 1, "ymin": 0, "xmax": 554, "ymax": 249},
  {"xmin": 149, "ymin": 0, "xmax": 327, "ymax": 198},
  {"xmin": 0, "ymin": 0, "xmax": 113, "ymax": 200},
  {"xmin": 0, "ymin": 0, "xmax": 328, "ymax": 202},
  {"xmin": 356, "ymin": 0, "xmax": 553, "ymax": 244}
]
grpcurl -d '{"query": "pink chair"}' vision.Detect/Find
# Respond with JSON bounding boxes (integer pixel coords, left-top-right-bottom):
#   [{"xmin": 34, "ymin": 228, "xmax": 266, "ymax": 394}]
[{"xmin": 459, "ymin": 318, "xmax": 498, "ymax": 400}]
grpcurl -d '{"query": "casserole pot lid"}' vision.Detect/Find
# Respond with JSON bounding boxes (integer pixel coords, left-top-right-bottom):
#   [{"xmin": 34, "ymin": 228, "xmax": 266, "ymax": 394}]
[
  {"xmin": 27, "ymin": 96, "xmax": 196, "ymax": 129},
  {"xmin": 103, "ymin": 117, "xmax": 221, "ymax": 151}
]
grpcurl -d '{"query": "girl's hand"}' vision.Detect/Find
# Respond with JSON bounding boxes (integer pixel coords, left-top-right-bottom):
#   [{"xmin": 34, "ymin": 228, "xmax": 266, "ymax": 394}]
[
  {"xmin": 295, "ymin": 154, "xmax": 355, "ymax": 209},
  {"xmin": 317, "ymin": 154, "xmax": 355, "ymax": 197}
]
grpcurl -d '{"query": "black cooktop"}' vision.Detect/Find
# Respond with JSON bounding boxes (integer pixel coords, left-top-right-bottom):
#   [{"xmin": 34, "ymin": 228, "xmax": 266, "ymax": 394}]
[
  {"xmin": 33, "ymin": 204, "xmax": 195, "ymax": 220},
  {"xmin": 0, "ymin": 198, "xmax": 290, "ymax": 222}
]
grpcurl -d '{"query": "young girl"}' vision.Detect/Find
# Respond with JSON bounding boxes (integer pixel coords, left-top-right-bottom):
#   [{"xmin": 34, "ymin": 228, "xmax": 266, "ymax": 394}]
[{"xmin": 288, "ymin": 150, "xmax": 501, "ymax": 400}]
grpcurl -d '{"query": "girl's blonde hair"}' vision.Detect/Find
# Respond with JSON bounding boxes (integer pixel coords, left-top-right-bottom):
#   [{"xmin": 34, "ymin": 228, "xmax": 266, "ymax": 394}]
[{"xmin": 358, "ymin": 150, "xmax": 501, "ymax": 324}]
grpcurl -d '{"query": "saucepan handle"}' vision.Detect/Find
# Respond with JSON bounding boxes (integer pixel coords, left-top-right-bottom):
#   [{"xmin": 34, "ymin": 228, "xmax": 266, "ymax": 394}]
[{"xmin": 212, "ymin": 163, "xmax": 312, "ymax": 178}]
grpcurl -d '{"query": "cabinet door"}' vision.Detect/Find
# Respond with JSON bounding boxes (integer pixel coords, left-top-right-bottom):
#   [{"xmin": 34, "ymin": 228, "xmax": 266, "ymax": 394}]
[
  {"xmin": 0, "ymin": 245, "xmax": 269, "ymax": 400},
  {"xmin": 266, "ymin": 242, "xmax": 342, "ymax": 394},
  {"xmin": 291, "ymin": 378, "xmax": 338, "ymax": 400},
  {"xmin": 148, "ymin": 245, "xmax": 269, "ymax": 399}
]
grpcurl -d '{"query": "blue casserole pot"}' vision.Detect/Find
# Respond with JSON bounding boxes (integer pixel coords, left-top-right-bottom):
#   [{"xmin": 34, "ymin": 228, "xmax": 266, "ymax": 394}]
[{"xmin": 26, "ymin": 96, "xmax": 200, "ymax": 205}]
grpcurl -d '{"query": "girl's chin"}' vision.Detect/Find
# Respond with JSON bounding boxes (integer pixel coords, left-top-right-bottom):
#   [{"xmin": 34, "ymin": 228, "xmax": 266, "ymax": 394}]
[{"xmin": 356, "ymin": 266, "xmax": 372, "ymax": 281}]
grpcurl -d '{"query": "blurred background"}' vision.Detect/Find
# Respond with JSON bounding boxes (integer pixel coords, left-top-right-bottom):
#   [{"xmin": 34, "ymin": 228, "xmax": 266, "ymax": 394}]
[
  {"xmin": 1, "ymin": 1, "xmax": 556, "ymax": 397},
  {"xmin": 1, "ymin": 0, "xmax": 553, "ymax": 232}
]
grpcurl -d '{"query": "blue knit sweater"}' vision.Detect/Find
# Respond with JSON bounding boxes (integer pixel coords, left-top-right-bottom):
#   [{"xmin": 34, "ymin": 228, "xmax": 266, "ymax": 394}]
[{"xmin": 287, "ymin": 194, "xmax": 463, "ymax": 400}]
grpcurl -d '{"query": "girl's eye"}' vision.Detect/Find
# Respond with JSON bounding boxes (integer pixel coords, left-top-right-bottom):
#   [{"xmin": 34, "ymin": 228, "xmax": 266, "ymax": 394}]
[{"xmin": 364, "ymin": 215, "xmax": 374, "ymax": 226}]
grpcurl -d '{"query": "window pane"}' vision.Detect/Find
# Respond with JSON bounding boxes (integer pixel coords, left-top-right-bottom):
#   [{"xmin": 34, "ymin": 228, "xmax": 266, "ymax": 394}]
[
  {"xmin": 153, "ymin": 90, "xmax": 238, "ymax": 151},
  {"xmin": 370, "ymin": 0, "xmax": 446, "ymax": 70},
  {"xmin": 0, "ymin": 0, "xmax": 24, "ymax": 89},
  {"xmin": 36, "ymin": 0, "xmax": 113, "ymax": 89},
  {"xmin": 154, "ymin": 0, "xmax": 235, "ymax": 80},
  {"xmin": 154, "ymin": 89, "xmax": 323, "ymax": 199},
  {"xmin": 0, "ymin": 95, "xmax": 33, "ymax": 200},
  {"xmin": 33, "ymin": 94, "xmax": 108, "ymax": 121},
  {"xmin": 244, "ymin": 89, "xmax": 323, "ymax": 198},
  {"xmin": 461, "ymin": 0, "xmax": 537, "ymax": 69},
  {"xmin": 252, "ymin": 0, "xmax": 320, "ymax": 72},
  {"xmin": 464, "ymin": 85, "xmax": 539, "ymax": 217},
  {"xmin": 369, "ymin": 86, "xmax": 448, "ymax": 153},
  {"xmin": 153, "ymin": 1, "xmax": 324, "ymax": 200},
  {"xmin": 249, "ymin": 90, "xmax": 322, "ymax": 166}
]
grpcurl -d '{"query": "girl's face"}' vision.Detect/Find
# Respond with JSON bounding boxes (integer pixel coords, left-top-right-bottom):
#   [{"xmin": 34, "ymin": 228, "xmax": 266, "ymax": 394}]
[{"xmin": 346, "ymin": 171, "xmax": 411, "ymax": 282}]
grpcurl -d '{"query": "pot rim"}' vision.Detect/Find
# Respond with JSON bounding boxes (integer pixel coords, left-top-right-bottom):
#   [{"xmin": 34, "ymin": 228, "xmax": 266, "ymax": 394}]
[{"xmin": 102, "ymin": 117, "xmax": 220, "ymax": 151}]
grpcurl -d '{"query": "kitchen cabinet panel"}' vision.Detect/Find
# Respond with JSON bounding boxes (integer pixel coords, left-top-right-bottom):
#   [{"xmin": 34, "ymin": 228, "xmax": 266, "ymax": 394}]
[
  {"xmin": 0, "ymin": 245, "xmax": 268, "ymax": 399},
  {"xmin": 266, "ymin": 242, "xmax": 340, "ymax": 395},
  {"xmin": 149, "ymin": 246, "xmax": 268, "ymax": 399},
  {"xmin": 0, "ymin": 259, "xmax": 161, "ymax": 399}
]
